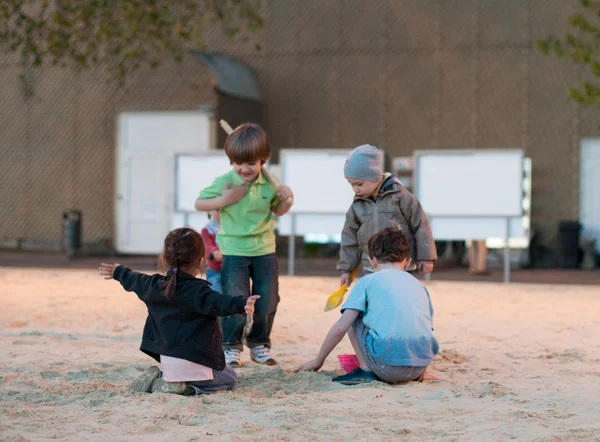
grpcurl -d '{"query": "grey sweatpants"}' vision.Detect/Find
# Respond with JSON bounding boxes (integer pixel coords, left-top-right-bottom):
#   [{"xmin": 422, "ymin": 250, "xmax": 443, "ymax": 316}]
[{"xmin": 354, "ymin": 318, "xmax": 427, "ymax": 384}]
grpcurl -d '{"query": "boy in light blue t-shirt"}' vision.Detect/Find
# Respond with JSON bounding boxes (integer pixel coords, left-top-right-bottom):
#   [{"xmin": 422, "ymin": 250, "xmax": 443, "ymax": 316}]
[{"xmin": 295, "ymin": 227, "xmax": 439, "ymax": 385}]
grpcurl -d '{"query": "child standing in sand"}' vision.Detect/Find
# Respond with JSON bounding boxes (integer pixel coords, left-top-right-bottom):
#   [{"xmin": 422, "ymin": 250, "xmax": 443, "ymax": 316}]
[
  {"xmin": 201, "ymin": 210, "xmax": 223, "ymax": 293},
  {"xmin": 194, "ymin": 123, "xmax": 294, "ymax": 368},
  {"xmin": 296, "ymin": 227, "xmax": 439, "ymax": 385},
  {"xmin": 99, "ymin": 227, "xmax": 259, "ymax": 396},
  {"xmin": 338, "ymin": 144, "xmax": 437, "ymax": 286}
]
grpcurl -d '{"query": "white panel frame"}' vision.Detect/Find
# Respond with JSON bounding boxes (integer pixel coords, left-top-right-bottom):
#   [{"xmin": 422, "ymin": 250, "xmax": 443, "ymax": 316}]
[
  {"xmin": 580, "ymin": 139, "xmax": 600, "ymax": 254},
  {"xmin": 174, "ymin": 152, "xmax": 232, "ymax": 213},
  {"xmin": 413, "ymin": 149, "xmax": 526, "ymax": 283},
  {"xmin": 278, "ymin": 148, "xmax": 386, "ymax": 275},
  {"xmin": 413, "ymin": 149, "xmax": 525, "ymax": 218}
]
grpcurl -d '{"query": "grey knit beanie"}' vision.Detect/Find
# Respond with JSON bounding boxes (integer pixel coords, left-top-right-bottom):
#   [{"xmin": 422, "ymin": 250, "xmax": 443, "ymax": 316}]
[{"xmin": 344, "ymin": 144, "xmax": 382, "ymax": 181}]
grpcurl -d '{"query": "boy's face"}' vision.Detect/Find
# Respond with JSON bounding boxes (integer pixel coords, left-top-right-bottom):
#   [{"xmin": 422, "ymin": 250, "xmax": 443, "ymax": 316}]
[
  {"xmin": 347, "ymin": 178, "xmax": 381, "ymax": 198},
  {"xmin": 209, "ymin": 210, "xmax": 220, "ymax": 222},
  {"xmin": 233, "ymin": 161, "xmax": 262, "ymax": 183}
]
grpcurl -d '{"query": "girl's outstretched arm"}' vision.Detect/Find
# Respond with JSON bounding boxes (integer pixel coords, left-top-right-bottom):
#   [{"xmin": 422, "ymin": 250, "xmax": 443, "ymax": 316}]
[{"xmin": 99, "ymin": 263, "xmax": 160, "ymax": 302}]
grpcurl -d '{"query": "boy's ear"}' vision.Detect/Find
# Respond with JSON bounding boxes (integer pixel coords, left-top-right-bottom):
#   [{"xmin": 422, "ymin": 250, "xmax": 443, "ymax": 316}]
[{"xmin": 368, "ymin": 257, "xmax": 378, "ymax": 270}]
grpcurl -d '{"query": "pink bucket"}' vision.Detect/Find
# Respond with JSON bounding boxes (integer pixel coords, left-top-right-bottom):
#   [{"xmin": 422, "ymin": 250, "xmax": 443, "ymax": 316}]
[{"xmin": 337, "ymin": 354, "xmax": 359, "ymax": 373}]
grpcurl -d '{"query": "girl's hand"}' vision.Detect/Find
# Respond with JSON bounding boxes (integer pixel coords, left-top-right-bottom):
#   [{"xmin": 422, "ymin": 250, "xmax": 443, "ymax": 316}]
[
  {"xmin": 418, "ymin": 260, "xmax": 434, "ymax": 274},
  {"xmin": 294, "ymin": 359, "xmax": 323, "ymax": 373},
  {"xmin": 222, "ymin": 182, "xmax": 247, "ymax": 206},
  {"xmin": 213, "ymin": 250, "xmax": 223, "ymax": 262},
  {"xmin": 244, "ymin": 295, "xmax": 260, "ymax": 316},
  {"xmin": 276, "ymin": 184, "xmax": 294, "ymax": 202},
  {"xmin": 99, "ymin": 263, "xmax": 119, "ymax": 280}
]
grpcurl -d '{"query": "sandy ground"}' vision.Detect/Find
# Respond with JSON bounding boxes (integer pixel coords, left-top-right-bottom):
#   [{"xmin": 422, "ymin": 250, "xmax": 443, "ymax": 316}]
[{"xmin": 1, "ymin": 267, "xmax": 600, "ymax": 442}]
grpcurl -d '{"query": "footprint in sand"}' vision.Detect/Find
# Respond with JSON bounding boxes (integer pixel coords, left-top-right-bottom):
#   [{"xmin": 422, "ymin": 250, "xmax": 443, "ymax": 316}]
[{"xmin": 538, "ymin": 349, "xmax": 586, "ymax": 362}]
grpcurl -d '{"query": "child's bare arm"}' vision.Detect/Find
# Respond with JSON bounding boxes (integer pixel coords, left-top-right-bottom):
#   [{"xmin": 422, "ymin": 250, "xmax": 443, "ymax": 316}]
[
  {"xmin": 271, "ymin": 184, "xmax": 294, "ymax": 216},
  {"xmin": 294, "ymin": 309, "xmax": 360, "ymax": 372}
]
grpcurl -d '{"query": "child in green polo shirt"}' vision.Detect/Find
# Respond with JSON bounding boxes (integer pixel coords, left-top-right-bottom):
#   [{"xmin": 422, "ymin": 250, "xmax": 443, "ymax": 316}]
[{"xmin": 194, "ymin": 123, "xmax": 294, "ymax": 367}]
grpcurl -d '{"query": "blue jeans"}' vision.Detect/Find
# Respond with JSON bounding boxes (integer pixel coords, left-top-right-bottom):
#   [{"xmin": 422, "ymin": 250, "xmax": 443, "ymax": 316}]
[
  {"xmin": 220, "ymin": 254, "xmax": 279, "ymax": 350},
  {"xmin": 206, "ymin": 269, "xmax": 222, "ymax": 294}
]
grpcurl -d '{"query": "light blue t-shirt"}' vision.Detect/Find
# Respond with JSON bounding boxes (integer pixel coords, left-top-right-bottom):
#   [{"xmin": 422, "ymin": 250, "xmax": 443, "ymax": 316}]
[{"xmin": 341, "ymin": 268, "xmax": 439, "ymax": 367}]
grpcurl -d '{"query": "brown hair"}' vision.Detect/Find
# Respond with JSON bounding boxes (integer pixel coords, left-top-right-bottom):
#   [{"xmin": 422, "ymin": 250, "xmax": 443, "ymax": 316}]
[
  {"xmin": 367, "ymin": 227, "xmax": 411, "ymax": 264},
  {"xmin": 159, "ymin": 227, "xmax": 204, "ymax": 298},
  {"xmin": 224, "ymin": 123, "xmax": 271, "ymax": 164}
]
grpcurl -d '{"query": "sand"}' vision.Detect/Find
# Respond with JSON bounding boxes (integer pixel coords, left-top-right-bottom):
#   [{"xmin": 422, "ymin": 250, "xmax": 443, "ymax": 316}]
[{"xmin": 1, "ymin": 267, "xmax": 600, "ymax": 441}]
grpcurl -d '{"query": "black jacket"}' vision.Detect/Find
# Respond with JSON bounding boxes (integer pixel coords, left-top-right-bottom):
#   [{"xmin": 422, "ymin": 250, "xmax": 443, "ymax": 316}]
[{"xmin": 113, "ymin": 266, "xmax": 246, "ymax": 370}]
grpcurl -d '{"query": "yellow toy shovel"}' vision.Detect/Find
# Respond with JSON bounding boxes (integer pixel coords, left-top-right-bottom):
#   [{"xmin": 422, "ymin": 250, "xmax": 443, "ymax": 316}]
[{"xmin": 324, "ymin": 269, "xmax": 359, "ymax": 312}]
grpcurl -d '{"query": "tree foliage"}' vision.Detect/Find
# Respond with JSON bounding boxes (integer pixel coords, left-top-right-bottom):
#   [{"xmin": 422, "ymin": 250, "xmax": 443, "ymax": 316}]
[
  {"xmin": 0, "ymin": 0, "xmax": 263, "ymax": 88},
  {"xmin": 537, "ymin": 0, "xmax": 600, "ymax": 126}
]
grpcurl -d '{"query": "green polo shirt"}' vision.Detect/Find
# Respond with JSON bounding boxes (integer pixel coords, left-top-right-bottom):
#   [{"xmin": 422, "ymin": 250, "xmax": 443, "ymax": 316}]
[{"xmin": 198, "ymin": 170, "xmax": 279, "ymax": 257}]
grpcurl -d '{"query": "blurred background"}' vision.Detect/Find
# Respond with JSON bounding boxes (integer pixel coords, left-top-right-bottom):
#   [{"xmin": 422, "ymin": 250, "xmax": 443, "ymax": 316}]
[{"xmin": 1, "ymin": 0, "xmax": 599, "ymax": 280}]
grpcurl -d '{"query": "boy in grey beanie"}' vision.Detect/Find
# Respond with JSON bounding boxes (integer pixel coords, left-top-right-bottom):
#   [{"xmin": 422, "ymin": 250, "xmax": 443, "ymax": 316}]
[{"xmin": 338, "ymin": 144, "xmax": 437, "ymax": 286}]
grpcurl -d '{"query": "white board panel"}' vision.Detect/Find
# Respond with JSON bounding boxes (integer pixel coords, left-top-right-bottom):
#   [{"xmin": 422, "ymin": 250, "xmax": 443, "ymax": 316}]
[
  {"xmin": 281, "ymin": 149, "xmax": 354, "ymax": 214},
  {"xmin": 415, "ymin": 150, "xmax": 524, "ymax": 217},
  {"xmin": 430, "ymin": 217, "xmax": 525, "ymax": 241},
  {"xmin": 280, "ymin": 149, "xmax": 384, "ymax": 214},
  {"xmin": 580, "ymin": 139, "xmax": 600, "ymax": 254},
  {"xmin": 175, "ymin": 153, "xmax": 232, "ymax": 212},
  {"xmin": 170, "ymin": 213, "xmax": 211, "ymax": 232},
  {"xmin": 277, "ymin": 214, "xmax": 347, "ymax": 236}
]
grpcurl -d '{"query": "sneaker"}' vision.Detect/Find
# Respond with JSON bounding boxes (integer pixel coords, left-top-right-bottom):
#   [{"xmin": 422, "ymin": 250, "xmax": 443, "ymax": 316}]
[
  {"xmin": 250, "ymin": 345, "xmax": 277, "ymax": 366},
  {"xmin": 130, "ymin": 366, "xmax": 160, "ymax": 393},
  {"xmin": 151, "ymin": 378, "xmax": 195, "ymax": 395},
  {"xmin": 224, "ymin": 348, "xmax": 242, "ymax": 368},
  {"xmin": 332, "ymin": 368, "xmax": 379, "ymax": 385}
]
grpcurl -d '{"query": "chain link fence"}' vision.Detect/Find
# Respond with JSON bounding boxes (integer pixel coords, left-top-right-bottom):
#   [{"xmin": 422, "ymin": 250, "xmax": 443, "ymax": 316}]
[{"xmin": 0, "ymin": 0, "xmax": 593, "ymax": 251}]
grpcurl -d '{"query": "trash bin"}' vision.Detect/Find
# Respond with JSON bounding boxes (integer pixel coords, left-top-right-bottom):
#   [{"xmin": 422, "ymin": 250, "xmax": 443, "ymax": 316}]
[
  {"xmin": 63, "ymin": 210, "xmax": 82, "ymax": 254},
  {"xmin": 558, "ymin": 221, "xmax": 581, "ymax": 269}
]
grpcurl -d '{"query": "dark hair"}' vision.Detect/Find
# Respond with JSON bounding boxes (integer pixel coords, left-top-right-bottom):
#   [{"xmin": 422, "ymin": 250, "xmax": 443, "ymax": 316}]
[
  {"xmin": 159, "ymin": 227, "xmax": 204, "ymax": 298},
  {"xmin": 224, "ymin": 123, "xmax": 271, "ymax": 164},
  {"xmin": 367, "ymin": 227, "xmax": 411, "ymax": 264}
]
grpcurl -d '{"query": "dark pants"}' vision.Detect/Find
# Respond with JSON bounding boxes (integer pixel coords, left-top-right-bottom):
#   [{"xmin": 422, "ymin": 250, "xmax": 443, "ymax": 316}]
[
  {"xmin": 220, "ymin": 254, "xmax": 279, "ymax": 350},
  {"xmin": 187, "ymin": 366, "xmax": 237, "ymax": 394}
]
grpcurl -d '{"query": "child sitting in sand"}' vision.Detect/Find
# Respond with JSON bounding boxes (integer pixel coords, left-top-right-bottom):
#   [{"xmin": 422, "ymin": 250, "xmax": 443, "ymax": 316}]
[
  {"xmin": 99, "ymin": 227, "xmax": 258, "ymax": 396},
  {"xmin": 296, "ymin": 227, "xmax": 439, "ymax": 385},
  {"xmin": 338, "ymin": 144, "xmax": 437, "ymax": 286}
]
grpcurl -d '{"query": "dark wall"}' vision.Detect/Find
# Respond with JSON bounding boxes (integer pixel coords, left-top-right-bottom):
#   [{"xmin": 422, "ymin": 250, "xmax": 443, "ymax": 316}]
[{"xmin": 215, "ymin": 90, "xmax": 264, "ymax": 151}]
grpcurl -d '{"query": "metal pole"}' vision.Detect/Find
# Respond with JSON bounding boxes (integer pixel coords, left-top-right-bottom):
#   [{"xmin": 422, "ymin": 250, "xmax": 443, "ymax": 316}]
[
  {"xmin": 504, "ymin": 217, "xmax": 511, "ymax": 283},
  {"xmin": 288, "ymin": 213, "xmax": 296, "ymax": 276}
]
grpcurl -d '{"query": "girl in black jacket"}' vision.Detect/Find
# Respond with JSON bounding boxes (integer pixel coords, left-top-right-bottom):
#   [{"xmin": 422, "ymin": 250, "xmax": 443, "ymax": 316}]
[{"xmin": 99, "ymin": 227, "xmax": 259, "ymax": 396}]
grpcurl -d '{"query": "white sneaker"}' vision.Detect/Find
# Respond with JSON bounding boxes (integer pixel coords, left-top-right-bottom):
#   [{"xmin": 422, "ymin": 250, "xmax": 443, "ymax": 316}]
[
  {"xmin": 250, "ymin": 345, "xmax": 277, "ymax": 366},
  {"xmin": 224, "ymin": 348, "xmax": 242, "ymax": 368}
]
